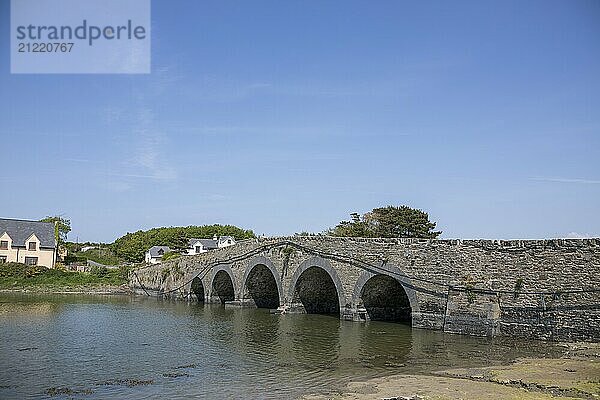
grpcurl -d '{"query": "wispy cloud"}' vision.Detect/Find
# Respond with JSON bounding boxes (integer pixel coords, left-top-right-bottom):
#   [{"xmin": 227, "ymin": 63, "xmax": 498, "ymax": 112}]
[
  {"xmin": 101, "ymin": 64, "xmax": 184, "ymax": 188},
  {"xmin": 187, "ymin": 79, "xmax": 274, "ymax": 102},
  {"xmin": 104, "ymin": 180, "xmax": 132, "ymax": 193},
  {"xmin": 565, "ymin": 232, "xmax": 596, "ymax": 239},
  {"xmin": 65, "ymin": 158, "xmax": 90, "ymax": 163},
  {"xmin": 107, "ymin": 172, "xmax": 170, "ymax": 180},
  {"xmin": 530, "ymin": 177, "xmax": 600, "ymax": 185},
  {"xmin": 169, "ymin": 124, "xmax": 413, "ymax": 139},
  {"xmin": 179, "ymin": 76, "xmax": 411, "ymax": 103},
  {"xmin": 148, "ymin": 65, "xmax": 185, "ymax": 96},
  {"xmin": 129, "ymin": 108, "xmax": 177, "ymax": 182},
  {"xmin": 102, "ymin": 106, "xmax": 125, "ymax": 125}
]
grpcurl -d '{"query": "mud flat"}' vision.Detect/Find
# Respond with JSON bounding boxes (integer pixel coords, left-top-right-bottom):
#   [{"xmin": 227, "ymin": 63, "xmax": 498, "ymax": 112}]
[{"xmin": 304, "ymin": 343, "xmax": 600, "ymax": 400}]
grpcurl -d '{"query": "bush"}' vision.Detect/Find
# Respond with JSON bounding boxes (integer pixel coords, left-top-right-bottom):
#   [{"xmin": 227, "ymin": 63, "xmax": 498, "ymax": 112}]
[
  {"xmin": 0, "ymin": 262, "xmax": 48, "ymax": 278},
  {"xmin": 90, "ymin": 265, "xmax": 108, "ymax": 278},
  {"xmin": 162, "ymin": 251, "xmax": 181, "ymax": 261},
  {"xmin": 68, "ymin": 247, "xmax": 123, "ymax": 266},
  {"xmin": 118, "ymin": 264, "xmax": 133, "ymax": 281}
]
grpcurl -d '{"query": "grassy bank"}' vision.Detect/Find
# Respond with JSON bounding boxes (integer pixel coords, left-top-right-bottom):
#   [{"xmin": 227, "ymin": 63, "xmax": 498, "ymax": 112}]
[
  {"xmin": 0, "ymin": 262, "xmax": 130, "ymax": 293},
  {"xmin": 67, "ymin": 247, "xmax": 124, "ymax": 266}
]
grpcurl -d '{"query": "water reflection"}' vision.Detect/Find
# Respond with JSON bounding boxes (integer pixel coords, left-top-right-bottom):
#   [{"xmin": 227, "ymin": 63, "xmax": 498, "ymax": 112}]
[
  {"xmin": 0, "ymin": 294, "xmax": 564, "ymax": 400},
  {"xmin": 358, "ymin": 321, "xmax": 412, "ymax": 370}
]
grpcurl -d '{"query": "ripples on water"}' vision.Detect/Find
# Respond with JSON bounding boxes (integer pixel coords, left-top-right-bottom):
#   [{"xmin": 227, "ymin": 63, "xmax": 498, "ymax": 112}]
[{"xmin": 0, "ymin": 294, "xmax": 562, "ymax": 399}]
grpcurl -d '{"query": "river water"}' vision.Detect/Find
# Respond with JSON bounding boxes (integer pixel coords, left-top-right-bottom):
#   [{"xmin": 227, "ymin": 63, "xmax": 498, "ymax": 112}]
[{"xmin": 0, "ymin": 293, "xmax": 562, "ymax": 399}]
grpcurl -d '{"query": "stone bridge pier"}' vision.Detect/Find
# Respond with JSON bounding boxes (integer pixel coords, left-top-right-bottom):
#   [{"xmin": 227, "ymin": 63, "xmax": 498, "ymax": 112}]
[{"xmin": 131, "ymin": 237, "xmax": 600, "ymax": 341}]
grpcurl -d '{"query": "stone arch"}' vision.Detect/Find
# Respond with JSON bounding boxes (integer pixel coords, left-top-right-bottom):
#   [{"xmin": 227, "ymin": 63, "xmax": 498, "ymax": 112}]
[
  {"xmin": 353, "ymin": 264, "xmax": 420, "ymax": 323},
  {"xmin": 190, "ymin": 276, "xmax": 205, "ymax": 302},
  {"xmin": 242, "ymin": 256, "xmax": 283, "ymax": 308},
  {"xmin": 209, "ymin": 264, "xmax": 236, "ymax": 304},
  {"xmin": 183, "ymin": 266, "xmax": 211, "ymax": 300},
  {"xmin": 287, "ymin": 257, "xmax": 346, "ymax": 315}
]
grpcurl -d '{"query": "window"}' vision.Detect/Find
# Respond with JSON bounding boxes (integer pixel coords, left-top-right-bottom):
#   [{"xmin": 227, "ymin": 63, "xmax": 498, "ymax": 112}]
[
  {"xmin": 28, "ymin": 242, "xmax": 37, "ymax": 251},
  {"xmin": 0, "ymin": 240, "xmax": 8, "ymax": 250},
  {"xmin": 24, "ymin": 257, "xmax": 38, "ymax": 266},
  {"xmin": 0, "ymin": 256, "xmax": 6, "ymax": 263},
  {"xmin": 195, "ymin": 246, "xmax": 201, "ymax": 253}
]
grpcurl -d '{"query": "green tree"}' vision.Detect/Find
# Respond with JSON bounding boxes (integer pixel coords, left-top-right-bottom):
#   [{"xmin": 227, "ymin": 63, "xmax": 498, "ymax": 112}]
[
  {"xmin": 328, "ymin": 206, "xmax": 441, "ymax": 239},
  {"xmin": 40, "ymin": 215, "xmax": 71, "ymax": 245},
  {"xmin": 326, "ymin": 212, "xmax": 373, "ymax": 237},
  {"xmin": 367, "ymin": 206, "xmax": 441, "ymax": 238}
]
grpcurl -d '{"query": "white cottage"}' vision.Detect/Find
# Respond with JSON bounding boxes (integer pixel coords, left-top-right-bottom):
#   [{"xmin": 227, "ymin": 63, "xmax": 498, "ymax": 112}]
[
  {"xmin": 186, "ymin": 236, "xmax": 236, "ymax": 255},
  {"xmin": 144, "ymin": 245, "xmax": 171, "ymax": 264}
]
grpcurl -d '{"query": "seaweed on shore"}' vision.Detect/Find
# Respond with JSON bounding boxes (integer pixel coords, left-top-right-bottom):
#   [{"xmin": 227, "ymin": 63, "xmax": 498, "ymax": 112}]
[
  {"xmin": 96, "ymin": 378, "xmax": 154, "ymax": 387},
  {"xmin": 45, "ymin": 387, "xmax": 93, "ymax": 396}
]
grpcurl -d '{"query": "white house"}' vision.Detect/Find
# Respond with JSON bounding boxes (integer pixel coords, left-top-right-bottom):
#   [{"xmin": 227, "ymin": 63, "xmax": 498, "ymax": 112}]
[
  {"xmin": 217, "ymin": 236, "xmax": 236, "ymax": 248},
  {"xmin": 0, "ymin": 218, "xmax": 57, "ymax": 268},
  {"xmin": 186, "ymin": 236, "xmax": 236, "ymax": 255},
  {"xmin": 145, "ymin": 245, "xmax": 171, "ymax": 264}
]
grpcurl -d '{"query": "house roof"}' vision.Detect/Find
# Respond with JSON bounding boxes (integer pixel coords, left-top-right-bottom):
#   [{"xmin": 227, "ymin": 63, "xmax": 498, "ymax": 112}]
[
  {"xmin": 189, "ymin": 238, "xmax": 218, "ymax": 249},
  {"xmin": 0, "ymin": 218, "xmax": 56, "ymax": 248},
  {"xmin": 218, "ymin": 236, "xmax": 235, "ymax": 243},
  {"xmin": 147, "ymin": 246, "xmax": 171, "ymax": 257}
]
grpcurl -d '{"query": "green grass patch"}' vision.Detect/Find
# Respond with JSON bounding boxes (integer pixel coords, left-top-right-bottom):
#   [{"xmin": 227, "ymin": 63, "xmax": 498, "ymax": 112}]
[
  {"xmin": 65, "ymin": 247, "xmax": 124, "ymax": 266},
  {"xmin": 0, "ymin": 262, "xmax": 129, "ymax": 289}
]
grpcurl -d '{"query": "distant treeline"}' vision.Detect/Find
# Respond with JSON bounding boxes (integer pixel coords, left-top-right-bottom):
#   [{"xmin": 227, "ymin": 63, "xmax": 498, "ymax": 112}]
[{"xmin": 111, "ymin": 225, "xmax": 256, "ymax": 262}]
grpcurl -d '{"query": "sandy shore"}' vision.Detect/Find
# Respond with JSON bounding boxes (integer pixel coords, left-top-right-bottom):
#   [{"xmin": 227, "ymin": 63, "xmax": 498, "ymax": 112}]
[{"xmin": 304, "ymin": 343, "xmax": 600, "ymax": 400}]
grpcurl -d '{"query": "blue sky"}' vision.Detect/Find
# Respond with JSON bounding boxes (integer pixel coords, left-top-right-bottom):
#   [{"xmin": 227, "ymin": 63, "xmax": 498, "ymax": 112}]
[{"xmin": 1, "ymin": 0, "xmax": 599, "ymax": 242}]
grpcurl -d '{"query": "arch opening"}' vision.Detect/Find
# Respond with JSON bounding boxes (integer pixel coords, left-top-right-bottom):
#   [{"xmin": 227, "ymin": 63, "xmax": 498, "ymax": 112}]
[
  {"xmin": 212, "ymin": 270, "xmax": 234, "ymax": 304},
  {"xmin": 245, "ymin": 264, "xmax": 280, "ymax": 309},
  {"xmin": 292, "ymin": 266, "xmax": 340, "ymax": 315},
  {"xmin": 191, "ymin": 276, "xmax": 205, "ymax": 302},
  {"xmin": 360, "ymin": 274, "xmax": 412, "ymax": 324}
]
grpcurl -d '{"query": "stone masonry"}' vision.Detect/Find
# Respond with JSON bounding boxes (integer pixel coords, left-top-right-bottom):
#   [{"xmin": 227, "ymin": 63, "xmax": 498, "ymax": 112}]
[{"xmin": 129, "ymin": 236, "xmax": 600, "ymax": 342}]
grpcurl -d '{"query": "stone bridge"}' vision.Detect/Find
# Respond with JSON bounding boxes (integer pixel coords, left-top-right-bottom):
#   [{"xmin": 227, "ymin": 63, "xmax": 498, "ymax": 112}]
[{"xmin": 130, "ymin": 236, "xmax": 600, "ymax": 341}]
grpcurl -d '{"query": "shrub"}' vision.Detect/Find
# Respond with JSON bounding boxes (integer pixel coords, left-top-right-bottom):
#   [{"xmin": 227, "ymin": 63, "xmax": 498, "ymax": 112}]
[
  {"xmin": 0, "ymin": 262, "xmax": 48, "ymax": 278},
  {"xmin": 162, "ymin": 251, "xmax": 181, "ymax": 261},
  {"xmin": 90, "ymin": 265, "xmax": 108, "ymax": 278}
]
